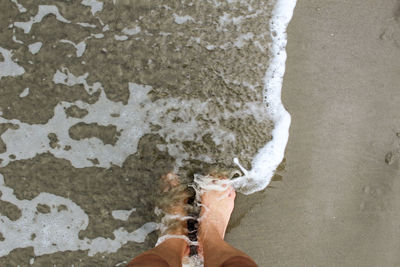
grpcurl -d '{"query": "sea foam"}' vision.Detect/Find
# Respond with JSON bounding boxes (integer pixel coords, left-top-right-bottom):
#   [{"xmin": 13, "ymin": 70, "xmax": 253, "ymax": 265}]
[
  {"xmin": 230, "ymin": 0, "xmax": 297, "ymax": 194},
  {"xmin": 0, "ymin": 0, "xmax": 298, "ymax": 263}
]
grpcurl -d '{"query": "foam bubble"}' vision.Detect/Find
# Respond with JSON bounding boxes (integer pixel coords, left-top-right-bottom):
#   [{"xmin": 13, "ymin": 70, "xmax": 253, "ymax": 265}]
[
  {"xmin": 111, "ymin": 208, "xmax": 136, "ymax": 221},
  {"xmin": 86, "ymin": 222, "xmax": 158, "ymax": 256},
  {"xmin": 12, "ymin": 34, "xmax": 24, "ymax": 44},
  {"xmin": 10, "ymin": 0, "xmax": 27, "ymax": 13},
  {"xmin": 231, "ymin": 0, "xmax": 297, "ymax": 194},
  {"xmin": 122, "ymin": 26, "xmax": 141, "ymax": 36},
  {"xmin": 52, "ymin": 67, "xmax": 100, "ymax": 93},
  {"xmin": 0, "ymin": 81, "xmax": 266, "ymax": 169},
  {"xmin": 28, "ymin": 42, "xmax": 43, "ymax": 55},
  {"xmin": 19, "ymin": 87, "xmax": 30, "ymax": 98},
  {"xmin": 182, "ymin": 255, "xmax": 204, "ymax": 267},
  {"xmin": 14, "ymin": 5, "xmax": 71, "ymax": 34},
  {"xmin": 0, "ymin": 47, "xmax": 25, "ymax": 80},
  {"xmin": 60, "ymin": 40, "xmax": 87, "ymax": 57},
  {"xmin": 233, "ymin": 32, "xmax": 254, "ymax": 49},
  {"xmin": 155, "ymin": 234, "xmax": 198, "ymax": 247},
  {"xmin": 81, "ymin": 0, "xmax": 104, "ymax": 16},
  {"xmin": 77, "ymin": 22, "xmax": 97, "ymax": 28},
  {"xmin": 0, "ymin": 174, "xmax": 157, "ymax": 257},
  {"xmin": 114, "ymin": 35, "xmax": 128, "ymax": 41},
  {"xmin": 173, "ymin": 14, "xmax": 195, "ymax": 24}
]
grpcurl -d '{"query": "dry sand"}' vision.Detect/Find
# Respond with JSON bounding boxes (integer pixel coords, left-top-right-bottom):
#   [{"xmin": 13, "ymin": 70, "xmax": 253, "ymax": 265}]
[{"xmin": 227, "ymin": 0, "xmax": 400, "ymax": 266}]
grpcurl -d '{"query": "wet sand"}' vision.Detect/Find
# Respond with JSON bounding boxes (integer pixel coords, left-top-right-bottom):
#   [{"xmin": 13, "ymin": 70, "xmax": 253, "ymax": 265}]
[
  {"xmin": 0, "ymin": 1, "xmax": 276, "ymax": 265},
  {"xmin": 1, "ymin": 0, "xmax": 399, "ymax": 265},
  {"xmin": 227, "ymin": 0, "xmax": 400, "ymax": 265}
]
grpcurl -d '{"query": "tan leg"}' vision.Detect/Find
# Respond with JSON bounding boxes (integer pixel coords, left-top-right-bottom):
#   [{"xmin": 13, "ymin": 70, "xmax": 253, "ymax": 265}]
[
  {"xmin": 128, "ymin": 172, "xmax": 190, "ymax": 267},
  {"xmin": 202, "ymin": 231, "xmax": 258, "ymax": 267},
  {"xmin": 221, "ymin": 256, "xmax": 259, "ymax": 267},
  {"xmin": 127, "ymin": 238, "xmax": 187, "ymax": 267},
  {"xmin": 128, "ymin": 173, "xmax": 258, "ymax": 267},
  {"xmin": 198, "ymin": 181, "xmax": 258, "ymax": 267}
]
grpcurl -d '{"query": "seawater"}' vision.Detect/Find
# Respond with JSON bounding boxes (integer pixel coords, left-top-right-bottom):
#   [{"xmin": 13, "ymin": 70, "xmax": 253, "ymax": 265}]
[{"xmin": 0, "ymin": 0, "xmax": 296, "ymax": 265}]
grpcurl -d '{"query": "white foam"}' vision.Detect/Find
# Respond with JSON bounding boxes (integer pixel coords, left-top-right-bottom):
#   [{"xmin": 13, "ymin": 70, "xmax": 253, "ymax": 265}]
[
  {"xmin": 91, "ymin": 33, "xmax": 104, "ymax": 39},
  {"xmin": 81, "ymin": 0, "xmax": 103, "ymax": 16},
  {"xmin": 231, "ymin": 0, "xmax": 297, "ymax": 194},
  {"xmin": 12, "ymin": 34, "xmax": 24, "ymax": 44},
  {"xmin": 253, "ymin": 40, "xmax": 266, "ymax": 53},
  {"xmin": 58, "ymin": 33, "xmax": 103, "ymax": 58},
  {"xmin": 182, "ymin": 255, "xmax": 204, "ymax": 267},
  {"xmin": 0, "ymin": 174, "xmax": 157, "ymax": 257},
  {"xmin": 0, "ymin": 82, "xmax": 264, "ymax": 169},
  {"xmin": 19, "ymin": 87, "xmax": 30, "ymax": 98},
  {"xmin": 10, "ymin": 0, "xmax": 27, "ymax": 13},
  {"xmin": 122, "ymin": 26, "xmax": 141, "ymax": 36},
  {"xmin": 155, "ymin": 234, "xmax": 197, "ymax": 247},
  {"xmin": 233, "ymin": 32, "xmax": 254, "ymax": 48},
  {"xmin": 86, "ymin": 222, "xmax": 158, "ymax": 256},
  {"xmin": 217, "ymin": 11, "xmax": 261, "ymax": 32},
  {"xmin": 173, "ymin": 14, "xmax": 195, "ymax": 24},
  {"xmin": 218, "ymin": 12, "xmax": 232, "ymax": 29},
  {"xmin": 111, "ymin": 208, "xmax": 136, "ymax": 221},
  {"xmin": 0, "ymin": 173, "xmax": 87, "ymax": 256},
  {"xmin": 77, "ymin": 22, "xmax": 97, "ymax": 28},
  {"xmin": 114, "ymin": 35, "xmax": 128, "ymax": 41},
  {"xmin": 14, "ymin": 5, "xmax": 71, "ymax": 34},
  {"xmin": 52, "ymin": 67, "xmax": 100, "ymax": 94},
  {"xmin": 28, "ymin": 42, "xmax": 43, "ymax": 55},
  {"xmin": 205, "ymin": 44, "xmax": 215, "ymax": 50},
  {"xmin": 60, "ymin": 40, "xmax": 87, "ymax": 57},
  {"xmin": 159, "ymin": 32, "xmax": 171, "ymax": 36},
  {"xmin": 0, "ymin": 47, "xmax": 25, "ymax": 80}
]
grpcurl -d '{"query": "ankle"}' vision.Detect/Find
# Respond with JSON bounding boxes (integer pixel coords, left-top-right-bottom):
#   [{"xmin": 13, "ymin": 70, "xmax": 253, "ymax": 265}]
[
  {"xmin": 199, "ymin": 222, "xmax": 224, "ymax": 243},
  {"xmin": 200, "ymin": 213, "xmax": 229, "ymax": 237}
]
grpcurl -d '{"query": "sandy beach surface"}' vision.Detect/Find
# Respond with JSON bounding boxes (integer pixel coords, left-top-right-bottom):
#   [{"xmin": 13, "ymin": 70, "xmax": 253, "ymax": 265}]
[
  {"xmin": 0, "ymin": 1, "xmax": 278, "ymax": 265},
  {"xmin": 227, "ymin": 0, "xmax": 400, "ymax": 266},
  {"xmin": 1, "ymin": 0, "xmax": 399, "ymax": 266}
]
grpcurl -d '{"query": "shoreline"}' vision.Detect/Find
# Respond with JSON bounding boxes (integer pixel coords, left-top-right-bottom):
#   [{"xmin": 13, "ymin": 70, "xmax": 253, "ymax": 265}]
[{"xmin": 227, "ymin": 0, "xmax": 400, "ymax": 265}]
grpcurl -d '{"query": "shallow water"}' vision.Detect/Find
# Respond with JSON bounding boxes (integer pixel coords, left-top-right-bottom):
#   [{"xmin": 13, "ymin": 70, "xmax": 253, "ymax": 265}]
[{"xmin": 0, "ymin": 0, "xmax": 295, "ymax": 265}]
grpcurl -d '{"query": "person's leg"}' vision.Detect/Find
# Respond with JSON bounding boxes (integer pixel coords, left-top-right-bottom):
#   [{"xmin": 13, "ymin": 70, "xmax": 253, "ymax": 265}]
[
  {"xmin": 128, "ymin": 172, "xmax": 257, "ymax": 267},
  {"xmin": 128, "ymin": 173, "xmax": 190, "ymax": 267},
  {"xmin": 199, "ymin": 184, "xmax": 258, "ymax": 267},
  {"xmin": 127, "ymin": 237, "xmax": 187, "ymax": 267}
]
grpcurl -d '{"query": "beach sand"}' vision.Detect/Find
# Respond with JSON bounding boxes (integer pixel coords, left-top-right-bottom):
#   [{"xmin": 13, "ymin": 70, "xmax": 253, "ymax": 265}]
[
  {"xmin": 1, "ymin": 0, "xmax": 399, "ymax": 266},
  {"xmin": 226, "ymin": 0, "xmax": 400, "ymax": 265},
  {"xmin": 0, "ymin": 1, "xmax": 275, "ymax": 265}
]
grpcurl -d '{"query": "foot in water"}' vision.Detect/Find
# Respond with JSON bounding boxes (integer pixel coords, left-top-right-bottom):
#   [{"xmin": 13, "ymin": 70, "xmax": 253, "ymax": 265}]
[
  {"xmin": 197, "ymin": 175, "xmax": 258, "ymax": 267},
  {"xmin": 157, "ymin": 172, "xmax": 192, "ymax": 249},
  {"xmin": 197, "ymin": 176, "xmax": 236, "ymax": 253},
  {"xmin": 128, "ymin": 173, "xmax": 257, "ymax": 267},
  {"xmin": 127, "ymin": 172, "xmax": 191, "ymax": 267}
]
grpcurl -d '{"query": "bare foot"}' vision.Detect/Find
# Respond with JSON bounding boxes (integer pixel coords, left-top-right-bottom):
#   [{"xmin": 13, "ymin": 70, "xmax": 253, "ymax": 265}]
[
  {"xmin": 196, "ymin": 177, "xmax": 258, "ymax": 267},
  {"xmin": 198, "ymin": 176, "xmax": 236, "ymax": 255},
  {"xmin": 157, "ymin": 173, "xmax": 191, "ymax": 253}
]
